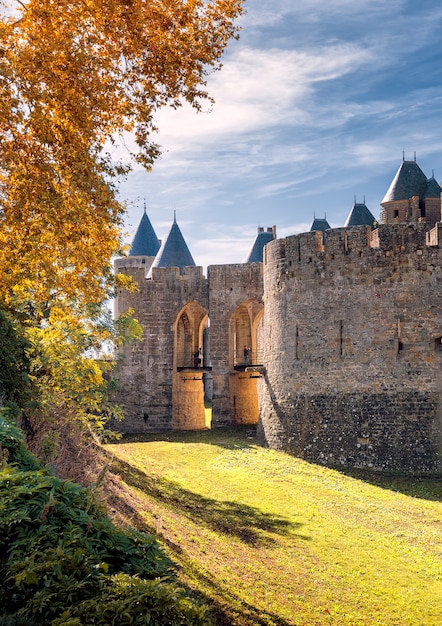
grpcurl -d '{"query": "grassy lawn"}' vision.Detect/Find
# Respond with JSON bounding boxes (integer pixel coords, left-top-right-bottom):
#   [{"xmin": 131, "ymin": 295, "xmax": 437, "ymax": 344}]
[{"xmin": 104, "ymin": 428, "xmax": 442, "ymax": 626}]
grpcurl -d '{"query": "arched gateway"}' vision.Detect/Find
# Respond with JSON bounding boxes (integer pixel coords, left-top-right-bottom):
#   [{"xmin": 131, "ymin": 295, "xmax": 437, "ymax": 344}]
[
  {"xmin": 173, "ymin": 302, "xmax": 210, "ymax": 430},
  {"xmin": 229, "ymin": 300, "xmax": 264, "ymax": 425}
]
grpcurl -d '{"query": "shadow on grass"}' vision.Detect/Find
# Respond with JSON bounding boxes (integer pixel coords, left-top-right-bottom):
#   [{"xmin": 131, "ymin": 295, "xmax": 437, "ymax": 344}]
[
  {"xmin": 186, "ymin": 565, "xmax": 295, "ymax": 626},
  {"xmin": 110, "ymin": 456, "xmax": 306, "ymax": 547},
  {"xmin": 333, "ymin": 466, "xmax": 442, "ymax": 502},
  {"xmin": 116, "ymin": 425, "xmax": 259, "ymax": 451}
]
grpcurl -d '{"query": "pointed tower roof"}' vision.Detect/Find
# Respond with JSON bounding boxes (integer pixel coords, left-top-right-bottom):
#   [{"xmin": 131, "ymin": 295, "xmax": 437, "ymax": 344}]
[
  {"xmin": 344, "ymin": 201, "xmax": 376, "ymax": 228},
  {"xmin": 310, "ymin": 216, "xmax": 330, "ymax": 233},
  {"xmin": 423, "ymin": 176, "xmax": 441, "ymax": 199},
  {"xmin": 129, "ymin": 207, "xmax": 161, "ymax": 256},
  {"xmin": 244, "ymin": 226, "xmax": 276, "ymax": 263},
  {"xmin": 381, "ymin": 160, "xmax": 428, "ymax": 203},
  {"xmin": 149, "ymin": 214, "xmax": 195, "ymax": 275}
]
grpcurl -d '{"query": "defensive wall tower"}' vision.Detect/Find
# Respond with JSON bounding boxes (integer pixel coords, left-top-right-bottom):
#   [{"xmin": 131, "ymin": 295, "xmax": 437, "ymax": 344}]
[
  {"xmin": 208, "ymin": 263, "xmax": 265, "ymax": 427},
  {"xmin": 115, "ymin": 257, "xmax": 209, "ymax": 432},
  {"xmin": 380, "ymin": 158, "xmax": 442, "ymax": 228},
  {"xmin": 114, "ymin": 220, "xmax": 272, "ymax": 432},
  {"xmin": 257, "ymin": 222, "xmax": 442, "ymax": 474}
]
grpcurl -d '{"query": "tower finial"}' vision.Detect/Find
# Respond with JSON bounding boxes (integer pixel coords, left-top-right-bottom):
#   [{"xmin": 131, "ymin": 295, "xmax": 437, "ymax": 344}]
[
  {"xmin": 363, "ymin": 194, "xmax": 366, "ymax": 204},
  {"xmin": 143, "ymin": 198, "xmax": 147, "ymax": 213},
  {"xmin": 354, "ymin": 194, "xmax": 356, "ymax": 205},
  {"xmin": 173, "ymin": 209, "xmax": 177, "ymax": 224},
  {"xmin": 414, "ymin": 151, "xmax": 416, "ymax": 162}
]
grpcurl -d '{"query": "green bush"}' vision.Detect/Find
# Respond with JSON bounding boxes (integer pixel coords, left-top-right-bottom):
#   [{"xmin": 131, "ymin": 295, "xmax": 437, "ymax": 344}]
[
  {"xmin": 0, "ymin": 308, "xmax": 31, "ymax": 414},
  {"xmin": 0, "ymin": 414, "xmax": 211, "ymax": 625},
  {"xmin": 52, "ymin": 574, "xmax": 211, "ymax": 625},
  {"xmin": 0, "ymin": 409, "xmax": 41, "ymax": 470}
]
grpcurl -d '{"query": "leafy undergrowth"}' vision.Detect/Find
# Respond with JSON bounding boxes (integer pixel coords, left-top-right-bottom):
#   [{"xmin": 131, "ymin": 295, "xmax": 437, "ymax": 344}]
[
  {"xmin": 0, "ymin": 414, "xmax": 211, "ymax": 625},
  {"xmin": 104, "ymin": 427, "xmax": 442, "ymax": 626}
]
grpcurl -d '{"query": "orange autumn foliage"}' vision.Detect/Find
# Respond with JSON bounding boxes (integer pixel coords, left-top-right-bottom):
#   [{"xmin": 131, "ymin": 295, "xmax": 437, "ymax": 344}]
[{"xmin": 0, "ymin": 0, "xmax": 243, "ymax": 317}]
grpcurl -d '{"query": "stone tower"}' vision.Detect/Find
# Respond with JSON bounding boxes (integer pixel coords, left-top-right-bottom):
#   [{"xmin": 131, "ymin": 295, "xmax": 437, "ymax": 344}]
[
  {"xmin": 344, "ymin": 200, "xmax": 376, "ymax": 228},
  {"xmin": 257, "ymin": 158, "xmax": 442, "ymax": 474},
  {"xmin": 114, "ymin": 214, "xmax": 268, "ymax": 433},
  {"xmin": 380, "ymin": 156, "xmax": 442, "ymax": 228}
]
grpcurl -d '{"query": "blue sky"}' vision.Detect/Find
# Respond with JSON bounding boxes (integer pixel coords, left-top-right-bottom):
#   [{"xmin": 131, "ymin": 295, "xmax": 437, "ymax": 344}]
[{"xmin": 118, "ymin": 0, "xmax": 442, "ymax": 270}]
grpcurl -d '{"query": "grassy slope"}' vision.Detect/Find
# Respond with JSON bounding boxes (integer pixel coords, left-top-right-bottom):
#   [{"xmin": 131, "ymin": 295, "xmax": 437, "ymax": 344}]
[{"xmin": 104, "ymin": 428, "xmax": 442, "ymax": 626}]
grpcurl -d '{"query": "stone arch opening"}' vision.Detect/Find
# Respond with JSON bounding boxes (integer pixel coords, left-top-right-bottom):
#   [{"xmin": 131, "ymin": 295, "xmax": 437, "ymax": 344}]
[
  {"xmin": 229, "ymin": 300, "xmax": 264, "ymax": 368},
  {"xmin": 229, "ymin": 300, "xmax": 264, "ymax": 425},
  {"xmin": 172, "ymin": 302, "xmax": 210, "ymax": 430}
]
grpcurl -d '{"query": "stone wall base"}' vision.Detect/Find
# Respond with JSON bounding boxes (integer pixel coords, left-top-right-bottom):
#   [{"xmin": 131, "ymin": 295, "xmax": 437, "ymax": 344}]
[{"xmin": 257, "ymin": 391, "xmax": 442, "ymax": 475}]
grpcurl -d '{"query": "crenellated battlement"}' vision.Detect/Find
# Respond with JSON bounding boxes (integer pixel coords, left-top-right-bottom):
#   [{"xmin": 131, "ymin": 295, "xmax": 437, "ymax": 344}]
[
  {"xmin": 147, "ymin": 265, "xmax": 206, "ymax": 283},
  {"xmin": 114, "ymin": 255, "xmax": 156, "ymax": 275},
  {"xmin": 265, "ymin": 223, "xmax": 442, "ymax": 279}
]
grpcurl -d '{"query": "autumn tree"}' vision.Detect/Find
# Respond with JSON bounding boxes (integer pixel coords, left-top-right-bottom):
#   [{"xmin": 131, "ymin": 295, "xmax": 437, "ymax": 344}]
[
  {"xmin": 0, "ymin": 0, "xmax": 244, "ymax": 318},
  {"xmin": 0, "ymin": 0, "xmax": 243, "ymax": 454}
]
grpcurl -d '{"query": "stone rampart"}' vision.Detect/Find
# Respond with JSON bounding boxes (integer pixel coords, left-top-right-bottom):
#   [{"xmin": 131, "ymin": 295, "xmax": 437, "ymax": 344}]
[
  {"xmin": 258, "ymin": 224, "xmax": 442, "ymax": 474},
  {"xmin": 113, "ymin": 265, "xmax": 209, "ymax": 432},
  {"xmin": 114, "ymin": 261, "xmax": 265, "ymax": 431},
  {"xmin": 208, "ymin": 263, "xmax": 264, "ymax": 425}
]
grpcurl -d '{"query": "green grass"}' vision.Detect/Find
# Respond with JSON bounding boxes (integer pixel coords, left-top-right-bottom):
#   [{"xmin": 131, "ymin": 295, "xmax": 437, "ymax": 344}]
[{"xmin": 104, "ymin": 428, "xmax": 442, "ymax": 626}]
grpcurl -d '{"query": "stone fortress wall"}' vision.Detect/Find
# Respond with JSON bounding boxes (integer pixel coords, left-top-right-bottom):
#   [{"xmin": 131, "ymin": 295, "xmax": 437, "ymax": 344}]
[
  {"xmin": 114, "ymin": 259, "xmax": 265, "ymax": 433},
  {"xmin": 257, "ymin": 223, "xmax": 442, "ymax": 473},
  {"xmin": 114, "ymin": 159, "xmax": 442, "ymax": 474}
]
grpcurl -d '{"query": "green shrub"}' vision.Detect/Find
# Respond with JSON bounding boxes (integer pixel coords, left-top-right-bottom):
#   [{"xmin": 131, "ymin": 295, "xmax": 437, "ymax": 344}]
[
  {"xmin": 0, "ymin": 409, "xmax": 41, "ymax": 470},
  {"xmin": 52, "ymin": 574, "xmax": 211, "ymax": 625},
  {"xmin": 0, "ymin": 308, "xmax": 31, "ymax": 413},
  {"xmin": 0, "ymin": 414, "xmax": 210, "ymax": 625}
]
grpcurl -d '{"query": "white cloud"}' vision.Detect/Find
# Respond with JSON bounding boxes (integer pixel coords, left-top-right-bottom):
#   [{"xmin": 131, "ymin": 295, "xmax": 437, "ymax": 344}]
[
  {"xmin": 119, "ymin": 0, "xmax": 442, "ymax": 270},
  {"xmin": 151, "ymin": 44, "xmax": 374, "ymax": 153}
]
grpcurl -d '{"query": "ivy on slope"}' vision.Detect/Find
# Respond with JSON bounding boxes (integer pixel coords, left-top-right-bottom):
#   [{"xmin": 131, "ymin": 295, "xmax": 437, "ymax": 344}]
[{"xmin": 0, "ymin": 412, "xmax": 211, "ymax": 626}]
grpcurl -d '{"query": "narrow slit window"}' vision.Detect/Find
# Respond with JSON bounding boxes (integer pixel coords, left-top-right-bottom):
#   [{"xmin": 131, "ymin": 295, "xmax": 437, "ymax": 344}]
[{"xmin": 397, "ymin": 319, "xmax": 403, "ymax": 355}]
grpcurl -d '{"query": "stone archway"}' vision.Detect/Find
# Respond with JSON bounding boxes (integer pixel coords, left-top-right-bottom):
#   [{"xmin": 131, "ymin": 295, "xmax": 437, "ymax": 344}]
[
  {"xmin": 172, "ymin": 301, "xmax": 210, "ymax": 430},
  {"xmin": 228, "ymin": 300, "xmax": 264, "ymax": 425}
]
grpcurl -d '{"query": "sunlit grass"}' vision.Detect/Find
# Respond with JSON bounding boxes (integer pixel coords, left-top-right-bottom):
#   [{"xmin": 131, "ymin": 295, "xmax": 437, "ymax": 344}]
[{"xmin": 104, "ymin": 428, "xmax": 442, "ymax": 626}]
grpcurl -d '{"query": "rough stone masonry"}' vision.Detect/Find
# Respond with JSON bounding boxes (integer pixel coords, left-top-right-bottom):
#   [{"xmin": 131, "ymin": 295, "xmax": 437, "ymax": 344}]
[
  {"xmin": 114, "ymin": 158, "xmax": 442, "ymax": 475},
  {"xmin": 257, "ymin": 223, "xmax": 442, "ymax": 474}
]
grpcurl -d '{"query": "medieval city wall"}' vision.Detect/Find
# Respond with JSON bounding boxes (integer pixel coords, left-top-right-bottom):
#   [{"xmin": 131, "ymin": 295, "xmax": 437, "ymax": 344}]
[
  {"xmin": 207, "ymin": 263, "xmax": 264, "ymax": 426},
  {"xmin": 113, "ymin": 261, "xmax": 209, "ymax": 432},
  {"xmin": 257, "ymin": 223, "xmax": 442, "ymax": 474},
  {"xmin": 113, "ymin": 260, "xmax": 264, "ymax": 431}
]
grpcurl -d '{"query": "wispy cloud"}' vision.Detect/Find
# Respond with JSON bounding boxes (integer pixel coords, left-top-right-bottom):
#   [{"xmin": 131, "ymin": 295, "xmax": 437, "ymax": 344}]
[
  {"xmin": 151, "ymin": 43, "xmax": 375, "ymax": 152},
  {"xmin": 120, "ymin": 0, "xmax": 442, "ymax": 269}
]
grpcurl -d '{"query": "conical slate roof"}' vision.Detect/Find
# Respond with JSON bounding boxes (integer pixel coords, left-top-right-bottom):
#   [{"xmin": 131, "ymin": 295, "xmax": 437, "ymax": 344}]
[
  {"xmin": 129, "ymin": 209, "xmax": 161, "ymax": 256},
  {"xmin": 310, "ymin": 217, "xmax": 330, "ymax": 233},
  {"xmin": 423, "ymin": 176, "xmax": 441, "ymax": 199},
  {"xmin": 149, "ymin": 216, "xmax": 195, "ymax": 275},
  {"xmin": 244, "ymin": 227, "xmax": 276, "ymax": 263},
  {"xmin": 344, "ymin": 202, "xmax": 376, "ymax": 228},
  {"xmin": 382, "ymin": 160, "xmax": 428, "ymax": 203}
]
